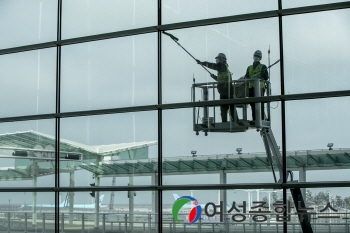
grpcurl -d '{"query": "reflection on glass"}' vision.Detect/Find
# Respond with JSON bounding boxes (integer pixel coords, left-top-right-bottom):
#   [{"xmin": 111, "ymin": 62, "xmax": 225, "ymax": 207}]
[
  {"xmin": 0, "ymin": 192, "xmax": 54, "ymax": 232},
  {"xmin": 0, "ymin": 0, "xmax": 57, "ymax": 49},
  {"xmin": 286, "ymin": 98, "xmax": 350, "ymax": 182},
  {"xmin": 162, "ymin": 18, "xmax": 280, "ymax": 104},
  {"xmin": 62, "ymin": 0, "xmax": 157, "ymax": 39},
  {"xmin": 283, "ymin": 9, "xmax": 350, "ymax": 94},
  {"xmin": 60, "ymin": 112, "xmax": 158, "ymax": 187},
  {"xmin": 282, "ymin": 0, "xmax": 348, "ymax": 9},
  {"xmin": 58, "ymin": 191, "xmax": 156, "ymax": 232},
  {"xmin": 289, "ymin": 187, "xmax": 350, "ymax": 232},
  {"xmin": 61, "ymin": 34, "xmax": 157, "ymax": 112},
  {"xmin": 0, "ymin": 120, "xmax": 55, "ymax": 188},
  {"xmin": 163, "ymin": 189, "xmax": 284, "ymax": 232},
  {"xmin": 286, "ymin": 98, "xmax": 350, "ymax": 148},
  {"xmin": 162, "ymin": 107, "xmax": 282, "ymax": 185},
  {"xmin": 0, "ymin": 49, "xmax": 56, "ymax": 118},
  {"xmin": 162, "ymin": 0, "xmax": 277, "ymax": 24}
]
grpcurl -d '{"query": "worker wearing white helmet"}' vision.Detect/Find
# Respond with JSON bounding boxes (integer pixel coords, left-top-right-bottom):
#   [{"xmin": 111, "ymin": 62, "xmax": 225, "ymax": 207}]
[
  {"xmin": 196, "ymin": 53, "xmax": 238, "ymax": 122},
  {"xmin": 244, "ymin": 50, "xmax": 269, "ymax": 120}
]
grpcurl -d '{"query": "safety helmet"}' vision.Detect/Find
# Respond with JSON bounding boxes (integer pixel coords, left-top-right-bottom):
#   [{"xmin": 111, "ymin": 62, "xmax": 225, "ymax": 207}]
[
  {"xmin": 253, "ymin": 50, "xmax": 262, "ymax": 58},
  {"xmin": 215, "ymin": 53, "xmax": 226, "ymax": 60}
]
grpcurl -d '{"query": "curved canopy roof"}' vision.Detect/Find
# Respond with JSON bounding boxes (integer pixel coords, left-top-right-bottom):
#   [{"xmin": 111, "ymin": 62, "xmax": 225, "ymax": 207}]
[{"xmin": 0, "ymin": 131, "xmax": 156, "ymax": 180}]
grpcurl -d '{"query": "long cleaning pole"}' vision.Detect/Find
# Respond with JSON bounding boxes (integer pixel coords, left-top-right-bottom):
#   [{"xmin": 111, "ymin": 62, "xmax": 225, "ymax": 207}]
[
  {"xmin": 162, "ymin": 31, "xmax": 213, "ymax": 75},
  {"xmin": 249, "ymin": 59, "xmax": 280, "ymax": 79},
  {"xmin": 268, "ymin": 45, "xmax": 271, "ymax": 80}
]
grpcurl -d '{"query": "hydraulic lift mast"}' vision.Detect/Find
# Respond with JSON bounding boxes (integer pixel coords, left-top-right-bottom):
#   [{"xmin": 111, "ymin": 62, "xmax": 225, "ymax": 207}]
[{"xmin": 260, "ymin": 127, "xmax": 313, "ymax": 232}]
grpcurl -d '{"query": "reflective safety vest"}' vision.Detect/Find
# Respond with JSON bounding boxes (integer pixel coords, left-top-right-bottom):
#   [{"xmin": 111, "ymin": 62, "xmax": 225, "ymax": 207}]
[
  {"xmin": 216, "ymin": 63, "xmax": 232, "ymax": 95},
  {"xmin": 217, "ymin": 63, "xmax": 231, "ymax": 83},
  {"xmin": 248, "ymin": 64, "xmax": 265, "ymax": 89}
]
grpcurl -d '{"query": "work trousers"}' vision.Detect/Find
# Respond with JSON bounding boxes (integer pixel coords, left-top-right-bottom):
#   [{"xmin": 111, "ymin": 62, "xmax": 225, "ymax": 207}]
[
  {"xmin": 248, "ymin": 87, "xmax": 265, "ymax": 120},
  {"xmin": 220, "ymin": 94, "xmax": 238, "ymax": 122}
]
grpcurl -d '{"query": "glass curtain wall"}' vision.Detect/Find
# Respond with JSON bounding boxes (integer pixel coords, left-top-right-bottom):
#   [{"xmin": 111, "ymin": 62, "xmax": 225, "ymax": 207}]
[{"xmin": 0, "ymin": 1, "xmax": 349, "ymax": 232}]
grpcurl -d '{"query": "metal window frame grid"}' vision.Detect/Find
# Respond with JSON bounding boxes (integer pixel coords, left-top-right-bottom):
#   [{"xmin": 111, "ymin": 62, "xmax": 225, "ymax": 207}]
[{"xmin": 0, "ymin": 1, "xmax": 350, "ymax": 233}]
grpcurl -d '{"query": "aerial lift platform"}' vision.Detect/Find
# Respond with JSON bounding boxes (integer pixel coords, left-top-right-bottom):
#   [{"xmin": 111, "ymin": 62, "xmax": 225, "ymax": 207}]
[{"xmin": 192, "ymin": 78, "xmax": 313, "ymax": 233}]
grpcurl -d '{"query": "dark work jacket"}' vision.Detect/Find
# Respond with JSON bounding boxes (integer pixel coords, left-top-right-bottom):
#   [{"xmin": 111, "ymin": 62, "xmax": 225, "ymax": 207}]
[{"xmin": 201, "ymin": 61, "xmax": 233, "ymax": 96}]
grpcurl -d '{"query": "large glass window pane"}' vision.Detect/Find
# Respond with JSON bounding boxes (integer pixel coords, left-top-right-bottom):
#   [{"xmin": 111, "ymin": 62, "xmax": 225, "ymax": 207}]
[
  {"xmin": 60, "ymin": 112, "xmax": 158, "ymax": 187},
  {"xmin": 0, "ymin": 1, "xmax": 57, "ymax": 49},
  {"xmin": 283, "ymin": 9, "xmax": 350, "ymax": 94},
  {"xmin": 162, "ymin": 107, "xmax": 283, "ymax": 185},
  {"xmin": 61, "ymin": 34, "xmax": 157, "ymax": 112},
  {"xmin": 59, "ymin": 191, "xmax": 156, "ymax": 233},
  {"xmin": 286, "ymin": 97, "xmax": 350, "ymax": 182},
  {"xmin": 0, "ymin": 192, "xmax": 55, "ymax": 232},
  {"xmin": 0, "ymin": 49, "xmax": 56, "ymax": 118},
  {"xmin": 162, "ymin": 0, "xmax": 277, "ymax": 25},
  {"xmin": 282, "ymin": 0, "xmax": 348, "ymax": 9},
  {"xmin": 287, "ymin": 187, "xmax": 350, "ymax": 232},
  {"xmin": 162, "ymin": 18, "xmax": 281, "ymax": 104},
  {"xmin": 0, "ymin": 120, "xmax": 55, "ymax": 187},
  {"xmin": 62, "ymin": 0, "xmax": 157, "ymax": 39}
]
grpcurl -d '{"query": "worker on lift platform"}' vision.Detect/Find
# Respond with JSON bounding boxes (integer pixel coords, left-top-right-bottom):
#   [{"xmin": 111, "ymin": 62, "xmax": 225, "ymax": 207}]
[
  {"xmin": 195, "ymin": 53, "xmax": 239, "ymax": 122},
  {"xmin": 244, "ymin": 50, "xmax": 269, "ymax": 121}
]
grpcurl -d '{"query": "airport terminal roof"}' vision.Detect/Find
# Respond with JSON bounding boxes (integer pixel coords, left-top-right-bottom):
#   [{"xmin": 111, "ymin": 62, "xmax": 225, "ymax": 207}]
[
  {"xmin": 0, "ymin": 130, "xmax": 156, "ymax": 156},
  {"xmin": 0, "ymin": 131, "xmax": 156, "ymax": 180},
  {"xmin": 1, "ymin": 131, "xmax": 350, "ymax": 180},
  {"xmin": 81, "ymin": 148, "xmax": 350, "ymax": 177}
]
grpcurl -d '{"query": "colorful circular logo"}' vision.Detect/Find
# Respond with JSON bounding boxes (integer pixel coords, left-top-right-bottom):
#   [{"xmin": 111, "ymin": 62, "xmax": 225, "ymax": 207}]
[{"xmin": 172, "ymin": 196, "xmax": 202, "ymax": 224}]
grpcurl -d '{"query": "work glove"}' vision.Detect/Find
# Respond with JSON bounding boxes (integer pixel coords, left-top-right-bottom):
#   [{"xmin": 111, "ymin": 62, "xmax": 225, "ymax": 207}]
[{"xmin": 195, "ymin": 59, "xmax": 202, "ymax": 65}]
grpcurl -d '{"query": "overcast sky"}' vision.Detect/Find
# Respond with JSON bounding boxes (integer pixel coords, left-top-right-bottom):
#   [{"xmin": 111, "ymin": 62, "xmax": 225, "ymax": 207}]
[{"xmin": 0, "ymin": 1, "xmax": 350, "ymax": 206}]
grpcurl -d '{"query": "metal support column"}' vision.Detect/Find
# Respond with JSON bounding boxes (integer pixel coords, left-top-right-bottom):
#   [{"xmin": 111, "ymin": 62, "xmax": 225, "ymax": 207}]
[
  {"xmin": 151, "ymin": 173, "xmax": 158, "ymax": 230},
  {"xmin": 82, "ymin": 213, "xmax": 85, "ymax": 233},
  {"xmin": 32, "ymin": 161, "xmax": 38, "ymax": 226},
  {"xmin": 157, "ymin": 1, "xmax": 163, "ymax": 230},
  {"xmin": 69, "ymin": 170, "xmax": 75, "ymax": 225},
  {"xmin": 94, "ymin": 177, "xmax": 100, "ymax": 229},
  {"xmin": 129, "ymin": 175, "xmax": 134, "ymax": 231},
  {"xmin": 24, "ymin": 213, "xmax": 28, "ymax": 233},
  {"xmin": 61, "ymin": 213, "xmax": 64, "ymax": 233},
  {"xmin": 42, "ymin": 213, "xmax": 46, "ymax": 233},
  {"xmin": 299, "ymin": 166, "xmax": 306, "ymax": 199},
  {"xmin": 7, "ymin": 212, "xmax": 10, "ymax": 233}
]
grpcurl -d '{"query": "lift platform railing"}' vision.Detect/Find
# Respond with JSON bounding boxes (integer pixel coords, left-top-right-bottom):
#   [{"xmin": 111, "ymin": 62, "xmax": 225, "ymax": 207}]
[{"xmin": 192, "ymin": 78, "xmax": 271, "ymax": 134}]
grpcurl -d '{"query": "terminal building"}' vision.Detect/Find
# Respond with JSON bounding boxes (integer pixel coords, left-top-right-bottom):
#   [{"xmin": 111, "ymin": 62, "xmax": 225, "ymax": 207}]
[{"xmin": 0, "ymin": 1, "xmax": 350, "ymax": 232}]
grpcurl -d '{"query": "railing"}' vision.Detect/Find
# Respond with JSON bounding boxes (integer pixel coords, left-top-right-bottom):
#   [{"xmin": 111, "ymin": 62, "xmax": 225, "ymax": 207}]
[
  {"xmin": 192, "ymin": 78, "xmax": 271, "ymax": 132},
  {"xmin": 0, "ymin": 211, "xmax": 348, "ymax": 233},
  {"xmin": 0, "ymin": 211, "xmax": 158, "ymax": 233}
]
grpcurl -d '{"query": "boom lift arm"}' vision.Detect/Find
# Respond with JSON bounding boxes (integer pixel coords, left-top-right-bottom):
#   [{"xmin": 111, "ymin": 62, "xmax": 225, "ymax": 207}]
[
  {"xmin": 192, "ymin": 77, "xmax": 313, "ymax": 233},
  {"xmin": 261, "ymin": 127, "xmax": 314, "ymax": 233}
]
